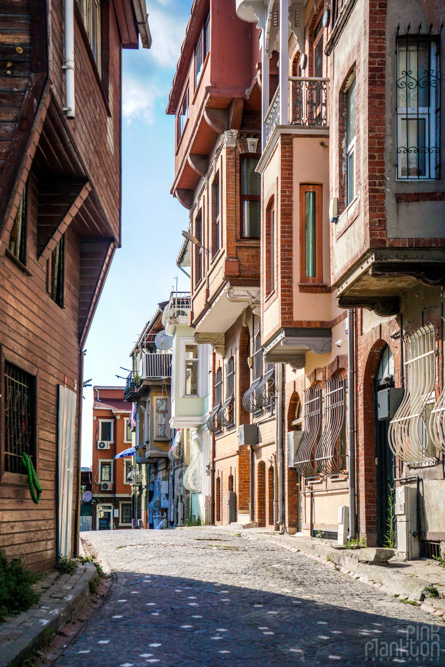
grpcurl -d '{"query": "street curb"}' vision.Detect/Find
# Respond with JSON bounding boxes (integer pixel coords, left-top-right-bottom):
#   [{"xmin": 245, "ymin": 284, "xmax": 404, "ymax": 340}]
[
  {"xmin": 1, "ymin": 563, "xmax": 97, "ymax": 667},
  {"xmin": 215, "ymin": 527, "xmax": 445, "ymax": 618}
]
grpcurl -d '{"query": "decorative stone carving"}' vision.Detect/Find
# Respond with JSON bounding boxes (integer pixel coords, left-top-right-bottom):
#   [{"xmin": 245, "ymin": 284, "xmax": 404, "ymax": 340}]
[{"xmin": 193, "ymin": 332, "xmax": 225, "ymax": 355}]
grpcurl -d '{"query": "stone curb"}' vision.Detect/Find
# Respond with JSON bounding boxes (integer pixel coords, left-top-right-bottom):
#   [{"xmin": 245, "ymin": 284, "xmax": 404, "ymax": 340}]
[
  {"xmin": 0, "ymin": 563, "xmax": 97, "ymax": 667},
  {"xmin": 213, "ymin": 527, "xmax": 445, "ymax": 619}
]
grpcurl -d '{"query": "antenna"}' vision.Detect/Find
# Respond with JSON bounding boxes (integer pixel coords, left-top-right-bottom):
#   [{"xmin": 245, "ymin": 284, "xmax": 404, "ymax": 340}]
[{"xmin": 155, "ymin": 330, "xmax": 173, "ymax": 351}]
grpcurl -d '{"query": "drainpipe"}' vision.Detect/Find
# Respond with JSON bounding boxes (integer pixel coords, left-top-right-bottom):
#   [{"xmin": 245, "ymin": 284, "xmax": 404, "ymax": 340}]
[
  {"xmin": 250, "ymin": 446, "xmax": 255, "ymax": 522},
  {"xmin": 210, "ymin": 350, "xmax": 216, "ymax": 525},
  {"xmin": 63, "ymin": 0, "xmax": 75, "ymax": 118},
  {"xmin": 276, "ymin": 363, "xmax": 285, "ymax": 533},
  {"xmin": 347, "ymin": 309, "xmax": 356, "ymax": 538}
]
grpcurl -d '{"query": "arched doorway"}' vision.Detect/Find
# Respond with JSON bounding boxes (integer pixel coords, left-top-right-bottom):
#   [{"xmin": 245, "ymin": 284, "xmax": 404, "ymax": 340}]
[{"xmin": 375, "ymin": 346, "xmax": 396, "ymax": 546}]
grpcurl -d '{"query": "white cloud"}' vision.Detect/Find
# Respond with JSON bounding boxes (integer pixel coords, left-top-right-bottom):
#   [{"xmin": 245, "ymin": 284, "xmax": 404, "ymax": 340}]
[
  {"xmin": 148, "ymin": 7, "xmax": 189, "ymax": 68},
  {"xmin": 122, "ymin": 75, "xmax": 167, "ymax": 125}
]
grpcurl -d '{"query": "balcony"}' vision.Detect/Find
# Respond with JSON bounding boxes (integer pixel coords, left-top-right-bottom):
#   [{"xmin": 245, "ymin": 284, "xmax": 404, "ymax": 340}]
[
  {"xmin": 124, "ymin": 353, "xmax": 172, "ymax": 401},
  {"xmin": 264, "ymin": 78, "xmax": 329, "ymax": 148},
  {"xmin": 162, "ymin": 292, "xmax": 191, "ymax": 330}
]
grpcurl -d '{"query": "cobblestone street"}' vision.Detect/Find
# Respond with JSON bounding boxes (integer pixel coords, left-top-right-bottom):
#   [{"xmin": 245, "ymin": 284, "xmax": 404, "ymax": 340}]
[{"xmin": 57, "ymin": 529, "xmax": 445, "ymax": 666}]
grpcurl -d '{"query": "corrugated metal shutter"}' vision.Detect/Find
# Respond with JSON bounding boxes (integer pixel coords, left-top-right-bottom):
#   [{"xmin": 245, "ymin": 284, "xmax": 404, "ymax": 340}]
[{"xmin": 58, "ymin": 385, "xmax": 77, "ymax": 556}]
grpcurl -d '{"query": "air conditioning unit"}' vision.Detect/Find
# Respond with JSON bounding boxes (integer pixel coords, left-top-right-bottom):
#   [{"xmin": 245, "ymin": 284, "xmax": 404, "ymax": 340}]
[
  {"xmin": 101, "ymin": 482, "xmax": 113, "ymax": 491},
  {"xmin": 97, "ymin": 441, "xmax": 110, "ymax": 450},
  {"xmin": 288, "ymin": 431, "xmax": 304, "ymax": 468}
]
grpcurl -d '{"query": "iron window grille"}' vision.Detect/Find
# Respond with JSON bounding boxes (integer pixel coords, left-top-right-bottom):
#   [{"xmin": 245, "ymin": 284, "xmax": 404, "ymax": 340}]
[
  {"xmin": 396, "ymin": 32, "xmax": 440, "ymax": 180},
  {"xmin": 316, "ymin": 376, "xmax": 347, "ymax": 475},
  {"xmin": 389, "ymin": 324, "xmax": 437, "ymax": 464},
  {"xmin": 4, "ymin": 361, "xmax": 36, "ymax": 474},
  {"xmin": 294, "ymin": 385, "xmax": 322, "ymax": 477}
]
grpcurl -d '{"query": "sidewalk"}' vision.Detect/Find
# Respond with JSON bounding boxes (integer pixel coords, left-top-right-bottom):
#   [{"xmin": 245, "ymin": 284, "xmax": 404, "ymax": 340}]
[
  {"xmin": 0, "ymin": 562, "xmax": 97, "ymax": 667},
  {"xmin": 205, "ymin": 525, "xmax": 445, "ymax": 618}
]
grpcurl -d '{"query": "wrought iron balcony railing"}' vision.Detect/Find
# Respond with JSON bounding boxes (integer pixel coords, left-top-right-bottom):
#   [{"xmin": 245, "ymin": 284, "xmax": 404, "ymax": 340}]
[
  {"xmin": 264, "ymin": 78, "xmax": 330, "ymax": 147},
  {"xmin": 124, "ymin": 353, "xmax": 172, "ymax": 400}
]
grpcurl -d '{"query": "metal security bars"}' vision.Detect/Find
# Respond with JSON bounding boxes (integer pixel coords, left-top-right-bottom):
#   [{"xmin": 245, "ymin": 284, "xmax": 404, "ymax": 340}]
[
  {"xmin": 396, "ymin": 32, "xmax": 440, "ymax": 180},
  {"xmin": 388, "ymin": 324, "xmax": 436, "ymax": 463},
  {"xmin": 316, "ymin": 376, "xmax": 347, "ymax": 475},
  {"xmin": 242, "ymin": 368, "xmax": 275, "ymax": 415},
  {"xmin": 290, "ymin": 77, "xmax": 329, "ymax": 128},
  {"xmin": 4, "ymin": 362, "xmax": 36, "ymax": 474},
  {"xmin": 294, "ymin": 385, "xmax": 322, "ymax": 477}
]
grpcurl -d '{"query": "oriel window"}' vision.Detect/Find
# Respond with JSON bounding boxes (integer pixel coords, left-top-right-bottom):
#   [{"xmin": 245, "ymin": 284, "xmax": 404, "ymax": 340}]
[
  {"xmin": 50, "ymin": 235, "xmax": 65, "ymax": 307},
  {"xmin": 8, "ymin": 185, "xmax": 27, "ymax": 265},
  {"xmin": 346, "ymin": 77, "xmax": 356, "ymax": 204},
  {"xmin": 396, "ymin": 35, "xmax": 440, "ymax": 180},
  {"xmin": 184, "ymin": 344, "xmax": 199, "ymax": 396},
  {"xmin": 300, "ymin": 184, "xmax": 322, "ymax": 283},
  {"xmin": 240, "ymin": 158, "xmax": 261, "ymax": 238}
]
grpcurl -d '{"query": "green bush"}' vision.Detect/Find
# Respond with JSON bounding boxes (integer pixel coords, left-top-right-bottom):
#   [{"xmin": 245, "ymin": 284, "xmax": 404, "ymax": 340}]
[
  {"xmin": 79, "ymin": 555, "xmax": 104, "ymax": 578},
  {"xmin": 56, "ymin": 555, "xmax": 78, "ymax": 575},
  {"xmin": 0, "ymin": 550, "xmax": 41, "ymax": 622}
]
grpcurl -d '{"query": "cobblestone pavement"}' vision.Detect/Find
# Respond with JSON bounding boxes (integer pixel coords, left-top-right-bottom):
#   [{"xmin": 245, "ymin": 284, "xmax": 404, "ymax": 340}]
[{"xmin": 56, "ymin": 529, "xmax": 445, "ymax": 666}]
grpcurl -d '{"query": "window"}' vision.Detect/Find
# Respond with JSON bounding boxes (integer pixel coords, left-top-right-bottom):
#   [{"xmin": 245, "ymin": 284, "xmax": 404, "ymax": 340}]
[
  {"xmin": 8, "ymin": 185, "xmax": 27, "ymax": 265},
  {"xmin": 185, "ymin": 344, "xmax": 199, "ymax": 396},
  {"xmin": 252, "ymin": 333, "xmax": 263, "ymax": 383},
  {"xmin": 226, "ymin": 357, "xmax": 235, "ymax": 400},
  {"xmin": 78, "ymin": 0, "xmax": 102, "ymax": 72},
  {"xmin": 99, "ymin": 420, "xmax": 113, "ymax": 442},
  {"xmin": 4, "ymin": 361, "xmax": 36, "ymax": 474},
  {"xmin": 266, "ymin": 199, "xmax": 275, "ymax": 294},
  {"xmin": 294, "ymin": 385, "xmax": 322, "ymax": 477},
  {"xmin": 195, "ymin": 12, "xmax": 210, "ymax": 88},
  {"xmin": 214, "ymin": 367, "xmax": 222, "ymax": 406},
  {"xmin": 312, "ymin": 13, "xmax": 324, "ymax": 77},
  {"xmin": 241, "ymin": 158, "xmax": 261, "ymax": 238},
  {"xmin": 194, "ymin": 211, "xmax": 203, "ymax": 287},
  {"xmin": 50, "ymin": 235, "xmax": 65, "ymax": 307},
  {"xmin": 300, "ymin": 184, "xmax": 323, "ymax": 283},
  {"xmin": 124, "ymin": 418, "xmax": 132, "ymax": 443},
  {"xmin": 120, "ymin": 501, "xmax": 132, "ymax": 524},
  {"xmin": 154, "ymin": 398, "xmax": 169, "ymax": 439},
  {"xmin": 177, "ymin": 86, "xmax": 189, "ymax": 143},
  {"xmin": 396, "ymin": 36, "xmax": 440, "ymax": 180},
  {"xmin": 346, "ymin": 78, "xmax": 356, "ymax": 204},
  {"xmin": 100, "ymin": 461, "xmax": 112, "ymax": 481},
  {"xmin": 212, "ymin": 173, "xmax": 221, "ymax": 256},
  {"xmin": 123, "ymin": 460, "xmax": 132, "ymax": 484}
]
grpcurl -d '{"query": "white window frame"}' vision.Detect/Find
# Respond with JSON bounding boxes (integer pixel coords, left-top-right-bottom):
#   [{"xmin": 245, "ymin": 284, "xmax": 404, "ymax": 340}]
[
  {"xmin": 184, "ymin": 343, "xmax": 199, "ymax": 397},
  {"xmin": 96, "ymin": 503, "xmax": 113, "ymax": 530},
  {"xmin": 98, "ymin": 459, "xmax": 114, "ymax": 483},
  {"xmin": 123, "ymin": 459, "xmax": 132, "ymax": 485},
  {"xmin": 179, "ymin": 337, "xmax": 209, "ymax": 398},
  {"xmin": 123, "ymin": 417, "xmax": 132, "ymax": 443},
  {"xmin": 99, "ymin": 419, "xmax": 114, "ymax": 443},
  {"xmin": 154, "ymin": 396, "xmax": 170, "ymax": 440},
  {"xmin": 345, "ymin": 77, "xmax": 356, "ymax": 205},
  {"xmin": 119, "ymin": 501, "xmax": 132, "ymax": 526}
]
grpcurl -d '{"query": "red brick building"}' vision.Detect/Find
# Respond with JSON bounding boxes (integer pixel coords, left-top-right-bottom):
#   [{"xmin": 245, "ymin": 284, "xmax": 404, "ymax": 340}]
[{"xmin": 0, "ymin": 0, "xmax": 150, "ymax": 568}]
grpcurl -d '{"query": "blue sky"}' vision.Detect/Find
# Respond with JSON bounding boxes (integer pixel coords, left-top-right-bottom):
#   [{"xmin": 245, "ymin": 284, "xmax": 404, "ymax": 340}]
[{"xmin": 81, "ymin": 0, "xmax": 193, "ymax": 466}]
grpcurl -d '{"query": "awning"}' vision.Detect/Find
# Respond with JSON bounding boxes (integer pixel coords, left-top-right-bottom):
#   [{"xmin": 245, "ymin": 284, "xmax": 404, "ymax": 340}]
[{"xmin": 115, "ymin": 447, "xmax": 136, "ymax": 459}]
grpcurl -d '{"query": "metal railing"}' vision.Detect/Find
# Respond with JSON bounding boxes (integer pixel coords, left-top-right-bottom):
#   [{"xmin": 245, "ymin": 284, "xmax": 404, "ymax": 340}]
[
  {"xmin": 163, "ymin": 291, "xmax": 191, "ymax": 325},
  {"xmin": 141, "ymin": 352, "xmax": 172, "ymax": 379},
  {"xmin": 289, "ymin": 77, "xmax": 329, "ymax": 128},
  {"xmin": 264, "ymin": 86, "xmax": 280, "ymax": 145}
]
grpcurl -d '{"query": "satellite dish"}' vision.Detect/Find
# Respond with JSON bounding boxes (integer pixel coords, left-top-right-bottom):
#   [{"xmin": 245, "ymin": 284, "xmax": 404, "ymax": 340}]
[
  {"xmin": 82, "ymin": 490, "xmax": 92, "ymax": 503},
  {"xmin": 155, "ymin": 330, "xmax": 173, "ymax": 351}
]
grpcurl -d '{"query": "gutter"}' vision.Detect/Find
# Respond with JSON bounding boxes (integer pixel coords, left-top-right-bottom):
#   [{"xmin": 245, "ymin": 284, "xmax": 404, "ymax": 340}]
[{"xmin": 131, "ymin": 0, "xmax": 152, "ymax": 48}]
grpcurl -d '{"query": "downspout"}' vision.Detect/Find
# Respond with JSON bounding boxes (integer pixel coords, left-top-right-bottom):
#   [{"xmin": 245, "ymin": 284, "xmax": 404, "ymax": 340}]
[
  {"xmin": 210, "ymin": 350, "xmax": 216, "ymax": 525},
  {"xmin": 63, "ymin": 0, "xmax": 75, "ymax": 118},
  {"xmin": 276, "ymin": 363, "xmax": 285, "ymax": 533},
  {"xmin": 347, "ymin": 309, "xmax": 356, "ymax": 539},
  {"xmin": 250, "ymin": 446, "xmax": 255, "ymax": 522}
]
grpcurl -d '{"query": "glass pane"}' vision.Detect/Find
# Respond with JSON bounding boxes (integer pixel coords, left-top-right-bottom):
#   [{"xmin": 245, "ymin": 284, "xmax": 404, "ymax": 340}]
[
  {"xmin": 243, "ymin": 200, "xmax": 260, "ymax": 237},
  {"xmin": 204, "ymin": 13, "xmax": 210, "ymax": 58},
  {"xmin": 185, "ymin": 345, "xmax": 198, "ymax": 359},
  {"xmin": 101, "ymin": 421, "xmax": 112, "ymax": 441},
  {"xmin": 346, "ymin": 79, "xmax": 356, "ymax": 144},
  {"xmin": 195, "ymin": 31, "xmax": 203, "ymax": 84},
  {"xmin": 185, "ymin": 360, "xmax": 198, "ymax": 395},
  {"xmin": 397, "ymin": 39, "xmax": 431, "ymax": 109},
  {"xmin": 241, "ymin": 159, "xmax": 260, "ymax": 195},
  {"xmin": 305, "ymin": 191, "xmax": 317, "ymax": 278},
  {"xmin": 101, "ymin": 464, "xmax": 111, "ymax": 481},
  {"xmin": 347, "ymin": 150, "xmax": 355, "ymax": 204},
  {"xmin": 314, "ymin": 37, "xmax": 324, "ymax": 77},
  {"xmin": 400, "ymin": 117, "xmax": 426, "ymax": 177},
  {"xmin": 157, "ymin": 412, "xmax": 166, "ymax": 437}
]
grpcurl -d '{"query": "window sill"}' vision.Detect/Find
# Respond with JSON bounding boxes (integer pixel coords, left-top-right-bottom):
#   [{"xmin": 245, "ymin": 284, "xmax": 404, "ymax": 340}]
[
  {"xmin": 335, "ymin": 194, "xmax": 360, "ymax": 239},
  {"xmin": 264, "ymin": 289, "xmax": 276, "ymax": 305},
  {"xmin": 211, "ymin": 248, "xmax": 224, "ymax": 266},
  {"xmin": 1, "ymin": 471, "xmax": 29, "ymax": 486},
  {"xmin": 298, "ymin": 283, "xmax": 330, "ymax": 294},
  {"xmin": 5, "ymin": 248, "xmax": 32, "ymax": 276}
]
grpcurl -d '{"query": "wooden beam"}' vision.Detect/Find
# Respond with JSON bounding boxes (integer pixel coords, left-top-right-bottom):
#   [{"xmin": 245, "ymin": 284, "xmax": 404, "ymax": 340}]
[
  {"xmin": 37, "ymin": 180, "xmax": 91, "ymax": 256},
  {"xmin": 229, "ymin": 98, "xmax": 244, "ymax": 130}
]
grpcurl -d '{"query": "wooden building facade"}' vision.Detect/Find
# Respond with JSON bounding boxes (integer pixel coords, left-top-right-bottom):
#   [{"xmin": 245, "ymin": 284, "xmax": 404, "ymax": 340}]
[{"xmin": 0, "ymin": 0, "xmax": 150, "ymax": 569}]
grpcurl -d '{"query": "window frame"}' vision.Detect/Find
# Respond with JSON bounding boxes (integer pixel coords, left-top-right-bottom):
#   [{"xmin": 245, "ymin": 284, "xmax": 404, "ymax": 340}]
[
  {"xmin": 50, "ymin": 234, "xmax": 65, "ymax": 308},
  {"xmin": 396, "ymin": 35, "xmax": 440, "ymax": 181},
  {"xmin": 123, "ymin": 417, "xmax": 132, "ymax": 444},
  {"xmin": 184, "ymin": 343, "xmax": 199, "ymax": 397},
  {"xmin": 154, "ymin": 396, "xmax": 169, "ymax": 440},
  {"xmin": 3, "ymin": 358, "xmax": 37, "ymax": 476},
  {"xmin": 212, "ymin": 172, "xmax": 221, "ymax": 257},
  {"xmin": 266, "ymin": 198, "xmax": 275, "ymax": 295},
  {"xmin": 240, "ymin": 156, "xmax": 261, "ymax": 239},
  {"xmin": 194, "ymin": 11, "xmax": 210, "ymax": 90},
  {"xmin": 194, "ymin": 210, "xmax": 203, "ymax": 287},
  {"xmin": 177, "ymin": 85, "xmax": 189, "ymax": 145},
  {"xmin": 99, "ymin": 459, "xmax": 113, "ymax": 483},
  {"xmin": 345, "ymin": 77, "xmax": 356, "ymax": 205},
  {"xmin": 99, "ymin": 419, "xmax": 114, "ymax": 443},
  {"xmin": 77, "ymin": 0, "xmax": 102, "ymax": 74},
  {"xmin": 299, "ymin": 184, "xmax": 323, "ymax": 284},
  {"xmin": 8, "ymin": 183, "xmax": 28, "ymax": 267},
  {"xmin": 119, "ymin": 500, "xmax": 132, "ymax": 525},
  {"xmin": 123, "ymin": 459, "xmax": 132, "ymax": 485}
]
